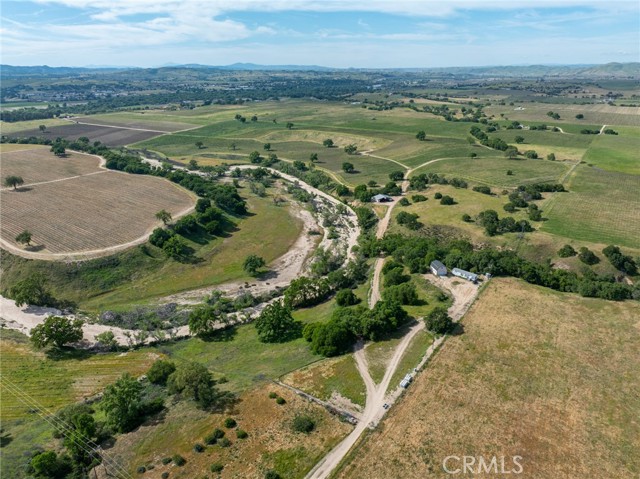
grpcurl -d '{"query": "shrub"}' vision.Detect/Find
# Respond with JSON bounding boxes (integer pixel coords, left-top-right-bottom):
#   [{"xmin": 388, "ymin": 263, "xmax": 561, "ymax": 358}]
[
  {"xmin": 292, "ymin": 415, "xmax": 316, "ymax": 433},
  {"xmin": 137, "ymin": 466, "xmax": 146, "ymax": 474},
  {"xmin": 472, "ymin": 185, "xmax": 492, "ymax": 195},
  {"xmin": 147, "ymin": 360, "xmax": 176, "ymax": 385},
  {"xmin": 224, "ymin": 418, "xmax": 237, "ymax": 428},
  {"xmin": 335, "ymin": 289, "xmax": 359, "ymax": 306},
  {"xmin": 173, "ymin": 455, "xmax": 186, "ymax": 466},
  {"xmin": 193, "ymin": 443, "xmax": 205, "ymax": 453},
  {"xmin": 268, "ymin": 391, "xmax": 277, "ymax": 399},
  {"xmin": 439, "ymin": 195, "xmax": 455, "ymax": 205},
  {"xmin": 398, "ymin": 198, "xmax": 410, "ymax": 206},
  {"xmin": 578, "ymin": 247, "xmax": 599, "ymax": 265},
  {"xmin": 276, "ymin": 397, "xmax": 286, "ymax": 405},
  {"xmin": 218, "ymin": 437, "xmax": 231, "ymax": 447},
  {"xmin": 204, "ymin": 428, "xmax": 225, "ymax": 445},
  {"xmin": 161, "ymin": 473, "xmax": 169, "ymax": 479},
  {"xmin": 461, "ymin": 214, "xmax": 472, "ymax": 222},
  {"xmin": 558, "ymin": 245, "xmax": 577, "ymax": 258},
  {"xmin": 161, "ymin": 457, "xmax": 172, "ymax": 465},
  {"xmin": 411, "ymin": 194, "xmax": 427, "ymax": 202},
  {"xmin": 434, "ymin": 192, "xmax": 443, "ymax": 199},
  {"xmin": 424, "ymin": 307, "xmax": 453, "ymax": 334},
  {"xmin": 265, "ymin": 472, "xmax": 282, "ymax": 479},
  {"xmin": 211, "ymin": 463, "xmax": 224, "ymax": 473},
  {"xmin": 384, "ymin": 268, "xmax": 410, "ymax": 287},
  {"xmin": 382, "ymin": 283, "xmax": 420, "ymax": 305},
  {"xmin": 236, "ymin": 429, "xmax": 248, "ymax": 439},
  {"xmin": 503, "ymin": 203, "xmax": 516, "ymax": 213}
]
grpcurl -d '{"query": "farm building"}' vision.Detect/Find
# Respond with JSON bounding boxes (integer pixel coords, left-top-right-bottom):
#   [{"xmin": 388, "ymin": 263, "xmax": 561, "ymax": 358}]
[
  {"xmin": 372, "ymin": 194, "xmax": 393, "ymax": 203},
  {"xmin": 430, "ymin": 260, "xmax": 447, "ymax": 276},
  {"xmin": 452, "ymin": 268, "xmax": 478, "ymax": 283}
]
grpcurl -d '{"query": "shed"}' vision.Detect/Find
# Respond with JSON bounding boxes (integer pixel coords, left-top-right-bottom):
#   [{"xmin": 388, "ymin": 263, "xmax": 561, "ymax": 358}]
[
  {"xmin": 451, "ymin": 268, "xmax": 478, "ymax": 283},
  {"xmin": 430, "ymin": 260, "xmax": 447, "ymax": 277},
  {"xmin": 372, "ymin": 194, "xmax": 393, "ymax": 203}
]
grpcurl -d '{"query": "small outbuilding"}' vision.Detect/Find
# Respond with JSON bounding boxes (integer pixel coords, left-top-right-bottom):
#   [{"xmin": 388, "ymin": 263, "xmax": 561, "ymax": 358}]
[
  {"xmin": 452, "ymin": 268, "xmax": 478, "ymax": 283},
  {"xmin": 430, "ymin": 260, "xmax": 447, "ymax": 277},
  {"xmin": 372, "ymin": 194, "xmax": 393, "ymax": 203}
]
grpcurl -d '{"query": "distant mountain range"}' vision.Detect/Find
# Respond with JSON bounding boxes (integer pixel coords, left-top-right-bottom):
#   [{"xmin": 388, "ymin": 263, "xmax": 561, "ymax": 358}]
[{"xmin": 2, "ymin": 62, "xmax": 639, "ymax": 78}]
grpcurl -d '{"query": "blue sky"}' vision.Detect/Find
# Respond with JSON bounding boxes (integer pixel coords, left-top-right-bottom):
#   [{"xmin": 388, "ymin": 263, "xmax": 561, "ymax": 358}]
[{"xmin": 1, "ymin": 1, "xmax": 638, "ymax": 67}]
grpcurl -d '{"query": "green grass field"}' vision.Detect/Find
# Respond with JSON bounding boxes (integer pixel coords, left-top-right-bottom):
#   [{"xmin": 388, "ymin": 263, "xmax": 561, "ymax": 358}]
[
  {"xmin": 153, "ymin": 323, "xmax": 321, "ymax": 393},
  {"xmin": 413, "ymin": 156, "xmax": 572, "ymax": 187},
  {"xmin": 582, "ymin": 133, "xmax": 640, "ymax": 174},
  {"xmin": 0, "ymin": 330, "xmax": 156, "ymax": 421},
  {"xmin": 541, "ymin": 165, "xmax": 640, "ymax": 249}
]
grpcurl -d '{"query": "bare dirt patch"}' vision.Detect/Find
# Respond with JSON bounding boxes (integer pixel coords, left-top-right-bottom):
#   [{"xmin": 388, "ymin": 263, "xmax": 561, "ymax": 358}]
[{"xmin": 336, "ymin": 278, "xmax": 640, "ymax": 479}]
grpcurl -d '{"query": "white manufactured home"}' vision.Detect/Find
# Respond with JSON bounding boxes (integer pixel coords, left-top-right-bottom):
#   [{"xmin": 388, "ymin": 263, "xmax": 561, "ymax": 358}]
[{"xmin": 451, "ymin": 268, "xmax": 478, "ymax": 283}]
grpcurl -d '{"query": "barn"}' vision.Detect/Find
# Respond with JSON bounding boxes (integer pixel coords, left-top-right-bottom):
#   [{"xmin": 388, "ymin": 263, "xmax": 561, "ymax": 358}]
[
  {"xmin": 430, "ymin": 260, "xmax": 448, "ymax": 276},
  {"xmin": 372, "ymin": 194, "xmax": 393, "ymax": 203}
]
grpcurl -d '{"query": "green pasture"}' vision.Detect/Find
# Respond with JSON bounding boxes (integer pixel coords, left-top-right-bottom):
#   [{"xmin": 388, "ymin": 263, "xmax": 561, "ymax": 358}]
[
  {"xmin": 582, "ymin": 133, "xmax": 640, "ymax": 175},
  {"xmin": 541, "ymin": 165, "xmax": 640, "ymax": 249},
  {"xmin": 411, "ymin": 156, "xmax": 571, "ymax": 187}
]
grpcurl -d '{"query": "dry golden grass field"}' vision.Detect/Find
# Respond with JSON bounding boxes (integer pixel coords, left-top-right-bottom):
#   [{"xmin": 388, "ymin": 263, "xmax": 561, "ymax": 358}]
[
  {"xmin": 0, "ymin": 145, "xmax": 195, "ymax": 257},
  {"xmin": 104, "ymin": 384, "xmax": 353, "ymax": 479},
  {"xmin": 336, "ymin": 278, "xmax": 640, "ymax": 479}
]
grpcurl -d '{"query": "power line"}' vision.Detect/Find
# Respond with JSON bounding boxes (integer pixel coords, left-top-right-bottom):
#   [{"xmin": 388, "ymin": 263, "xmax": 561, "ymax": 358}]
[{"xmin": 0, "ymin": 375, "xmax": 133, "ymax": 479}]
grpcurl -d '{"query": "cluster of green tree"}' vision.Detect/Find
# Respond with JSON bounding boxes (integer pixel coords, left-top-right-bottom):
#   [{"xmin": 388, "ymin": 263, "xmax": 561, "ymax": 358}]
[
  {"xmin": 380, "ymin": 261, "xmax": 420, "ymax": 305},
  {"xmin": 0, "ymin": 104, "xmax": 68, "ymax": 122},
  {"xmin": 529, "ymin": 124, "xmax": 553, "ymax": 131},
  {"xmin": 5, "ymin": 272, "xmax": 75, "ymax": 310},
  {"xmin": 28, "ymin": 357, "xmax": 221, "ymax": 479},
  {"xmin": 546, "ymin": 110, "xmax": 561, "ymax": 120},
  {"xmin": 602, "ymin": 245, "xmax": 637, "ymax": 275},
  {"xmin": 424, "ymin": 307, "xmax": 454, "ymax": 334},
  {"xmin": 472, "ymin": 185, "xmax": 492, "ymax": 195},
  {"xmin": 409, "ymin": 172, "xmax": 467, "ymax": 191},
  {"xmin": 504, "ymin": 183, "xmax": 565, "ymax": 212},
  {"xmin": 557, "ymin": 244, "xmax": 577, "ymax": 258},
  {"xmin": 578, "ymin": 247, "xmax": 600, "ymax": 265},
  {"xmin": 365, "ymin": 234, "xmax": 637, "ymax": 301},
  {"xmin": 469, "ymin": 126, "xmax": 509, "ymax": 151},
  {"xmin": 352, "ymin": 180, "xmax": 402, "ymax": 202},
  {"xmin": 603, "ymin": 129, "xmax": 619, "ymax": 135},
  {"xmin": 149, "ymin": 199, "xmax": 227, "ymax": 261},
  {"xmin": 396, "ymin": 211, "xmax": 422, "ymax": 230},
  {"xmin": 580, "ymin": 129, "xmax": 600, "ymax": 135},
  {"xmin": 28, "ymin": 403, "xmax": 107, "ymax": 478},
  {"xmin": 476, "ymin": 210, "xmax": 533, "ymax": 236},
  {"xmin": 354, "ymin": 206, "xmax": 378, "ymax": 230},
  {"xmin": 303, "ymin": 299, "xmax": 408, "ymax": 356},
  {"xmin": 271, "ymin": 161, "xmax": 339, "ymax": 194},
  {"xmin": 421, "ymin": 103, "xmax": 485, "ymax": 123}
]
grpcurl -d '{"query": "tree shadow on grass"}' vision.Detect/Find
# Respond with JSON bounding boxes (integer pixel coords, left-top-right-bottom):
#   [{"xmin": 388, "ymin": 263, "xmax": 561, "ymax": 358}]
[
  {"xmin": 25, "ymin": 244, "xmax": 46, "ymax": 252},
  {"xmin": 199, "ymin": 326, "xmax": 238, "ymax": 343},
  {"xmin": 449, "ymin": 322, "xmax": 465, "ymax": 337},
  {"xmin": 45, "ymin": 347, "xmax": 94, "ymax": 361},
  {"xmin": 0, "ymin": 431, "xmax": 13, "ymax": 448}
]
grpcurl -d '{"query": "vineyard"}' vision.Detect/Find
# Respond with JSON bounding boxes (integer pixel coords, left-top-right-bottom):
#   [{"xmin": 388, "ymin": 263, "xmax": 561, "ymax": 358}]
[
  {"xmin": 1, "ymin": 145, "xmax": 102, "ymax": 185},
  {"xmin": 1, "ymin": 146, "xmax": 195, "ymax": 258}
]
